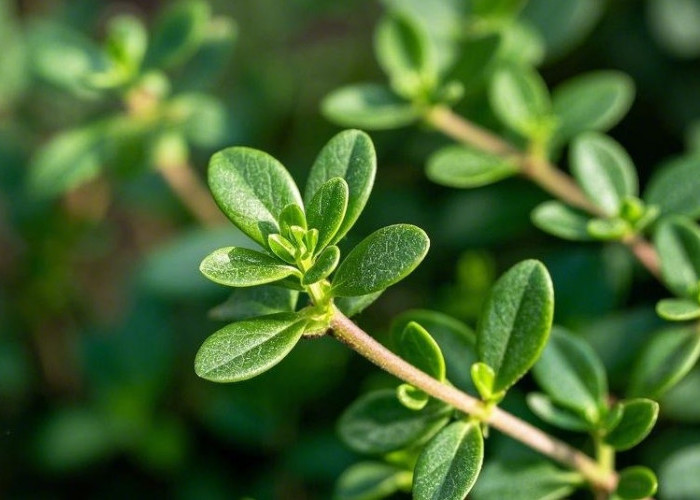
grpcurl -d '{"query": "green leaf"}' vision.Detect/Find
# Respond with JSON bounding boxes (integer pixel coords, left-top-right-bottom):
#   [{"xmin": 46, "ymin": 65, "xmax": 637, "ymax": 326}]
[
  {"xmin": 279, "ymin": 203, "xmax": 307, "ymax": 233},
  {"xmin": 302, "ymin": 246, "xmax": 340, "ymax": 285},
  {"xmin": 306, "ymin": 178, "xmax": 349, "ymax": 251},
  {"xmin": 655, "ymin": 216, "xmax": 700, "ymax": 298},
  {"xmin": 489, "ymin": 64, "xmax": 551, "ymax": 138},
  {"xmin": 605, "ymin": 399, "xmax": 658, "ymax": 451},
  {"xmin": 645, "ymin": 155, "xmax": 700, "ymax": 218},
  {"xmin": 200, "ymin": 247, "xmax": 299, "ymax": 287},
  {"xmin": 471, "ymin": 362, "xmax": 499, "ymax": 401},
  {"xmin": 628, "ymin": 326, "xmax": 700, "ymax": 398},
  {"xmin": 473, "ymin": 0, "xmax": 525, "ymax": 19},
  {"xmin": 648, "ymin": 0, "xmax": 700, "ymax": 58},
  {"xmin": 659, "ymin": 444, "xmax": 700, "ymax": 500},
  {"xmin": 305, "ymin": 130, "xmax": 376, "ymax": 245},
  {"xmin": 194, "ymin": 313, "xmax": 307, "ymax": 382},
  {"xmin": 448, "ymin": 34, "xmax": 500, "ymax": 91},
  {"xmin": 105, "ymin": 15, "xmax": 147, "ymax": 73},
  {"xmin": 209, "ymin": 286, "xmax": 298, "ymax": 322},
  {"xmin": 570, "ymin": 133, "xmax": 638, "ymax": 215},
  {"xmin": 208, "ymin": 147, "xmax": 303, "ymax": 247},
  {"xmin": 472, "ymin": 460, "xmax": 582, "ymax": 500},
  {"xmin": 395, "ymin": 322, "xmax": 445, "ymax": 381},
  {"xmin": 552, "ymin": 71, "xmax": 635, "ymax": 141},
  {"xmin": 426, "ymin": 145, "xmax": 519, "ymax": 189},
  {"xmin": 616, "ymin": 466, "xmax": 658, "ymax": 499},
  {"xmin": 413, "ymin": 421, "xmax": 484, "ymax": 500},
  {"xmin": 396, "ymin": 383, "xmax": 429, "ymax": 411},
  {"xmin": 531, "ymin": 201, "xmax": 593, "ymax": 241},
  {"xmin": 532, "ymin": 328, "xmax": 608, "ymax": 423},
  {"xmin": 169, "ymin": 93, "xmax": 229, "ymax": 148},
  {"xmin": 334, "ymin": 462, "xmax": 411, "ymax": 500},
  {"xmin": 332, "ymin": 224, "xmax": 430, "ymax": 297},
  {"xmin": 656, "ymin": 298, "xmax": 700, "ymax": 321},
  {"xmin": 477, "ymin": 260, "xmax": 554, "ymax": 393},
  {"xmin": 145, "ymin": 0, "xmax": 210, "ymax": 69},
  {"xmin": 338, "ymin": 389, "xmax": 451, "ymax": 454},
  {"xmin": 335, "ymin": 292, "xmax": 384, "ymax": 318},
  {"xmin": 321, "ymin": 84, "xmax": 419, "ymax": 130},
  {"xmin": 526, "ymin": 393, "xmax": 590, "ymax": 432},
  {"xmin": 587, "ymin": 217, "xmax": 630, "ymax": 241}
]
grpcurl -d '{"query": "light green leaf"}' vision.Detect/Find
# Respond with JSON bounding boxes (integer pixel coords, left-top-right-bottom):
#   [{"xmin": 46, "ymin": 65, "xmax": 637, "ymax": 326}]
[
  {"xmin": 194, "ymin": 313, "xmax": 307, "ymax": 382},
  {"xmin": 321, "ymin": 84, "xmax": 419, "ymax": 130},
  {"xmin": 498, "ymin": 20, "xmax": 546, "ymax": 67},
  {"xmin": 616, "ymin": 466, "xmax": 658, "ymax": 499},
  {"xmin": 145, "ymin": 0, "xmax": 210, "ymax": 69},
  {"xmin": 426, "ymin": 145, "xmax": 519, "ymax": 188},
  {"xmin": 105, "ymin": 14, "xmax": 148, "ymax": 73},
  {"xmin": 200, "ymin": 247, "xmax": 299, "ymax": 287},
  {"xmin": 334, "ymin": 462, "xmax": 411, "ymax": 500},
  {"xmin": 332, "ymin": 225, "xmax": 429, "ymax": 297},
  {"xmin": 526, "ymin": 393, "xmax": 590, "ymax": 432},
  {"xmin": 489, "ymin": 64, "xmax": 551, "ymax": 138},
  {"xmin": 208, "ymin": 147, "xmax": 303, "ymax": 247},
  {"xmin": 659, "ymin": 444, "xmax": 700, "ymax": 499},
  {"xmin": 628, "ymin": 326, "xmax": 700, "ymax": 398},
  {"xmin": 338, "ymin": 389, "xmax": 451, "ymax": 454},
  {"xmin": 413, "ymin": 421, "xmax": 484, "ymax": 500},
  {"xmin": 645, "ymin": 155, "xmax": 700, "ymax": 218},
  {"xmin": 306, "ymin": 178, "xmax": 349, "ymax": 251},
  {"xmin": 395, "ymin": 321, "xmax": 445, "ymax": 381},
  {"xmin": 655, "ymin": 216, "xmax": 700, "ymax": 298},
  {"xmin": 302, "ymin": 246, "xmax": 340, "ymax": 285},
  {"xmin": 397, "ymin": 383, "xmax": 429, "ymax": 411},
  {"xmin": 471, "ymin": 362, "xmax": 499, "ymax": 401},
  {"xmin": 656, "ymin": 298, "xmax": 700, "ymax": 321},
  {"xmin": 648, "ymin": 0, "xmax": 700, "ymax": 58},
  {"xmin": 532, "ymin": 327, "xmax": 608, "ymax": 423},
  {"xmin": 571, "ymin": 133, "xmax": 638, "ymax": 215},
  {"xmin": 477, "ymin": 260, "xmax": 554, "ymax": 393},
  {"xmin": 208, "ymin": 286, "xmax": 298, "ymax": 322},
  {"xmin": 531, "ymin": 201, "xmax": 593, "ymax": 241},
  {"xmin": 305, "ymin": 130, "xmax": 376, "ymax": 245},
  {"xmin": 472, "ymin": 460, "xmax": 582, "ymax": 500},
  {"xmin": 605, "ymin": 399, "xmax": 658, "ymax": 451},
  {"xmin": 335, "ymin": 292, "xmax": 384, "ymax": 318},
  {"xmin": 473, "ymin": 0, "xmax": 526, "ymax": 19},
  {"xmin": 587, "ymin": 217, "xmax": 630, "ymax": 240},
  {"xmin": 169, "ymin": 93, "xmax": 229, "ymax": 148},
  {"xmin": 552, "ymin": 71, "xmax": 635, "ymax": 141},
  {"xmin": 279, "ymin": 203, "xmax": 307, "ymax": 232}
]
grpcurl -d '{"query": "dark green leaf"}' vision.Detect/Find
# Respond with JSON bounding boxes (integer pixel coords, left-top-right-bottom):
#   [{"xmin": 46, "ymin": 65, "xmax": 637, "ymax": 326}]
[
  {"xmin": 605, "ymin": 399, "xmax": 658, "ymax": 451},
  {"xmin": 570, "ymin": 133, "xmax": 638, "ymax": 215},
  {"xmin": 645, "ymin": 155, "xmax": 700, "ymax": 218},
  {"xmin": 200, "ymin": 247, "xmax": 299, "ymax": 287},
  {"xmin": 395, "ymin": 321, "xmax": 445, "ymax": 381},
  {"xmin": 531, "ymin": 201, "xmax": 593, "ymax": 241},
  {"xmin": 335, "ymin": 292, "xmax": 384, "ymax": 318},
  {"xmin": 306, "ymin": 178, "xmax": 349, "ymax": 251},
  {"xmin": 616, "ymin": 466, "xmax": 658, "ymax": 499},
  {"xmin": 552, "ymin": 71, "xmax": 635, "ymax": 141},
  {"xmin": 334, "ymin": 462, "xmax": 411, "ymax": 500},
  {"xmin": 526, "ymin": 393, "xmax": 590, "ymax": 432},
  {"xmin": 426, "ymin": 145, "xmax": 519, "ymax": 188},
  {"xmin": 209, "ymin": 286, "xmax": 298, "ymax": 322},
  {"xmin": 145, "ymin": 0, "xmax": 210, "ymax": 69},
  {"xmin": 194, "ymin": 313, "xmax": 307, "ymax": 382},
  {"xmin": 656, "ymin": 298, "xmax": 700, "ymax": 321},
  {"xmin": 448, "ymin": 34, "xmax": 500, "ymax": 91},
  {"xmin": 655, "ymin": 216, "xmax": 700, "ymax": 298},
  {"xmin": 338, "ymin": 389, "xmax": 451, "ymax": 454},
  {"xmin": 413, "ymin": 421, "xmax": 484, "ymax": 500},
  {"xmin": 321, "ymin": 84, "xmax": 419, "ymax": 130},
  {"xmin": 332, "ymin": 224, "xmax": 429, "ymax": 297},
  {"xmin": 302, "ymin": 246, "xmax": 340, "ymax": 285},
  {"xmin": 208, "ymin": 147, "xmax": 303, "ymax": 247},
  {"xmin": 628, "ymin": 326, "xmax": 700, "ymax": 398},
  {"xmin": 472, "ymin": 0, "xmax": 525, "ymax": 19},
  {"xmin": 659, "ymin": 444, "xmax": 700, "ymax": 499},
  {"xmin": 477, "ymin": 260, "xmax": 554, "ymax": 393},
  {"xmin": 472, "ymin": 460, "xmax": 582, "ymax": 500}
]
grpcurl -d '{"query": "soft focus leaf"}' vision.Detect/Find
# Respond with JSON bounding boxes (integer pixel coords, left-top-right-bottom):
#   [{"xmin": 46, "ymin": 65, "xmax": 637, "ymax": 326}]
[
  {"xmin": 334, "ymin": 462, "xmax": 411, "ymax": 500},
  {"xmin": 170, "ymin": 93, "xmax": 230, "ymax": 148},
  {"xmin": 200, "ymin": 247, "xmax": 299, "ymax": 287},
  {"xmin": 605, "ymin": 399, "xmax": 659, "ymax": 451},
  {"xmin": 654, "ymin": 216, "xmax": 700, "ymax": 298},
  {"xmin": 616, "ymin": 466, "xmax": 658, "ymax": 499},
  {"xmin": 145, "ymin": 0, "xmax": 210, "ymax": 69},
  {"xmin": 531, "ymin": 201, "xmax": 593, "ymax": 241},
  {"xmin": 472, "ymin": 460, "xmax": 582, "ymax": 500},
  {"xmin": 648, "ymin": 0, "xmax": 700, "ymax": 58},
  {"xmin": 656, "ymin": 298, "xmax": 700, "ymax": 321},
  {"xmin": 645, "ymin": 155, "xmax": 700, "ymax": 218},
  {"xmin": 659, "ymin": 444, "xmax": 700, "ymax": 499},
  {"xmin": 426, "ymin": 145, "xmax": 519, "ymax": 188},
  {"xmin": 335, "ymin": 292, "xmax": 384, "ymax": 318},
  {"xmin": 526, "ymin": 393, "xmax": 590, "ymax": 431},
  {"xmin": 321, "ymin": 84, "xmax": 419, "ymax": 130},
  {"xmin": 209, "ymin": 286, "xmax": 298, "ymax": 322},
  {"xmin": 306, "ymin": 178, "xmax": 349, "ymax": 251}
]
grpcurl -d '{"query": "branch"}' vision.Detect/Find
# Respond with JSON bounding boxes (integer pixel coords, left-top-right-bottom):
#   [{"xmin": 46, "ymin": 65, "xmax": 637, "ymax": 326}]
[{"xmin": 330, "ymin": 308, "xmax": 618, "ymax": 493}]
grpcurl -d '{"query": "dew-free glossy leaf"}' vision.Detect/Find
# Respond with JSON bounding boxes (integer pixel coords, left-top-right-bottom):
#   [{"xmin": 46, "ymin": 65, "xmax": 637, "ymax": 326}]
[
  {"xmin": 531, "ymin": 201, "xmax": 593, "ymax": 241},
  {"xmin": 302, "ymin": 246, "xmax": 340, "ymax": 285},
  {"xmin": 656, "ymin": 298, "xmax": 700, "ymax": 321},
  {"xmin": 477, "ymin": 260, "xmax": 554, "ymax": 393},
  {"xmin": 471, "ymin": 362, "xmax": 498, "ymax": 401},
  {"xmin": 552, "ymin": 71, "xmax": 635, "ymax": 141},
  {"xmin": 332, "ymin": 225, "xmax": 429, "ymax": 297},
  {"xmin": 413, "ymin": 421, "xmax": 484, "ymax": 500},
  {"xmin": 472, "ymin": 460, "xmax": 582, "ymax": 500},
  {"xmin": 321, "ymin": 84, "xmax": 419, "ymax": 130},
  {"xmin": 655, "ymin": 216, "xmax": 700, "ymax": 298},
  {"xmin": 200, "ymin": 247, "xmax": 299, "ymax": 287},
  {"xmin": 208, "ymin": 286, "xmax": 298, "ymax": 322},
  {"xmin": 616, "ymin": 466, "xmax": 658, "ymax": 499},
  {"xmin": 279, "ymin": 203, "xmax": 307, "ymax": 232},
  {"xmin": 526, "ymin": 393, "xmax": 590, "ymax": 432},
  {"xmin": 145, "ymin": 0, "xmax": 209, "ymax": 69},
  {"xmin": 629, "ymin": 326, "xmax": 700, "ymax": 398},
  {"xmin": 571, "ymin": 133, "xmax": 638, "ymax": 215},
  {"xmin": 397, "ymin": 383, "xmax": 429, "ymax": 411},
  {"xmin": 306, "ymin": 178, "xmax": 349, "ymax": 251},
  {"xmin": 194, "ymin": 313, "xmax": 307, "ymax": 382},
  {"xmin": 645, "ymin": 153, "xmax": 700, "ymax": 219},
  {"xmin": 532, "ymin": 327, "xmax": 608, "ymax": 422},
  {"xmin": 605, "ymin": 399, "xmax": 658, "ymax": 451},
  {"xmin": 338, "ymin": 389, "xmax": 451, "ymax": 454},
  {"xmin": 426, "ymin": 145, "xmax": 519, "ymax": 189},
  {"xmin": 208, "ymin": 147, "xmax": 303, "ymax": 247},
  {"xmin": 334, "ymin": 462, "xmax": 411, "ymax": 500},
  {"xmin": 335, "ymin": 292, "xmax": 384, "ymax": 318},
  {"xmin": 305, "ymin": 131, "xmax": 376, "ymax": 244},
  {"xmin": 395, "ymin": 321, "xmax": 445, "ymax": 381}
]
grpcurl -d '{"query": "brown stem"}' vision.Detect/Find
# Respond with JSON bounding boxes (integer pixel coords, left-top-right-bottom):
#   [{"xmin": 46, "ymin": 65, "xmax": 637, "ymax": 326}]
[{"xmin": 330, "ymin": 309, "xmax": 618, "ymax": 493}]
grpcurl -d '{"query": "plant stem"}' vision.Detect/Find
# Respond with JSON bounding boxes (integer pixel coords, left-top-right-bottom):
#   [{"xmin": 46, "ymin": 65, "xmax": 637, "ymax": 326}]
[
  {"xmin": 330, "ymin": 308, "xmax": 618, "ymax": 493},
  {"xmin": 425, "ymin": 105, "xmax": 662, "ymax": 279}
]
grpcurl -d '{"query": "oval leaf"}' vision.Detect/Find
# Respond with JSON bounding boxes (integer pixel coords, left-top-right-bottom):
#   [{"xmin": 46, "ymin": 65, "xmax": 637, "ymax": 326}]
[
  {"xmin": 656, "ymin": 298, "xmax": 700, "ymax": 321},
  {"xmin": 570, "ymin": 132, "xmax": 638, "ymax": 215},
  {"xmin": 395, "ymin": 321, "xmax": 445, "ymax": 381},
  {"xmin": 526, "ymin": 393, "xmax": 591, "ymax": 432},
  {"xmin": 208, "ymin": 147, "xmax": 303, "ymax": 247},
  {"xmin": 616, "ymin": 466, "xmax": 658, "ymax": 500},
  {"xmin": 413, "ymin": 421, "xmax": 484, "ymax": 500},
  {"xmin": 332, "ymin": 224, "xmax": 430, "ymax": 297},
  {"xmin": 655, "ymin": 216, "xmax": 700, "ymax": 298},
  {"xmin": 194, "ymin": 313, "xmax": 307, "ymax": 382},
  {"xmin": 531, "ymin": 201, "xmax": 593, "ymax": 241},
  {"xmin": 426, "ymin": 144, "xmax": 519, "ymax": 188},
  {"xmin": 645, "ymin": 154, "xmax": 700, "ymax": 218},
  {"xmin": 306, "ymin": 178, "xmax": 349, "ymax": 251},
  {"xmin": 302, "ymin": 245, "xmax": 340, "ymax": 285},
  {"xmin": 200, "ymin": 247, "xmax": 298, "ymax": 287},
  {"xmin": 605, "ymin": 398, "xmax": 659, "ymax": 451},
  {"xmin": 305, "ymin": 130, "xmax": 376, "ymax": 244},
  {"xmin": 335, "ymin": 292, "xmax": 384, "ymax": 318},
  {"xmin": 659, "ymin": 444, "xmax": 700, "ymax": 500},
  {"xmin": 208, "ymin": 286, "xmax": 298, "ymax": 322},
  {"xmin": 477, "ymin": 260, "xmax": 554, "ymax": 393},
  {"xmin": 334, "ymin": 462, "xmax": 411, "ymax": 500},
  {"xmin": 321, "ymin": 84, "xmax": 419, "ymax": 130},
  {"xmin": 472, "ymin": 460, "xmax": 582, "ymax": 500}
]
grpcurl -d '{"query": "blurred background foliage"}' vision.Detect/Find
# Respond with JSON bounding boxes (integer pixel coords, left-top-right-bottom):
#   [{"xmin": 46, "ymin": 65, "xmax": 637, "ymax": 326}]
[{"xmin": 1, "ymin": 0, "xmax": 700, "ymax": 498}]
